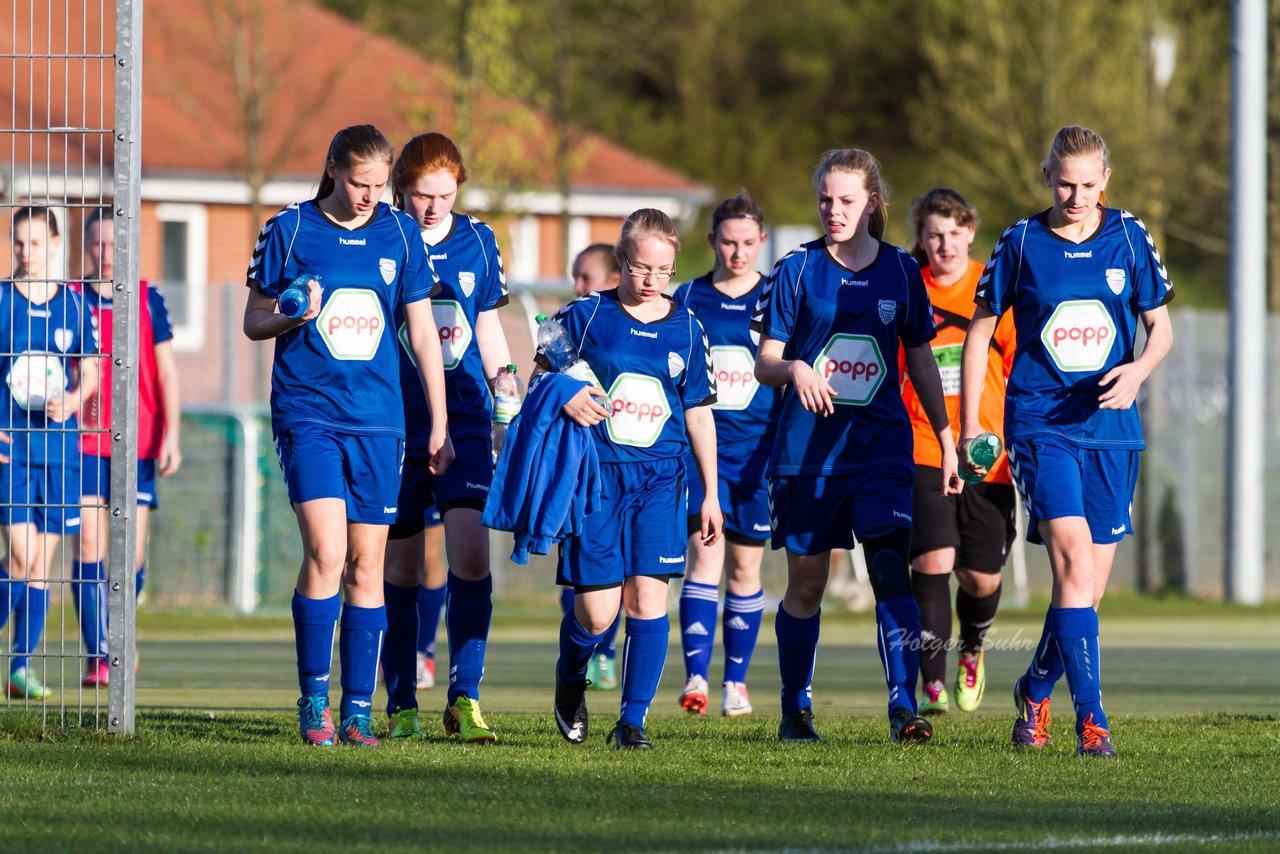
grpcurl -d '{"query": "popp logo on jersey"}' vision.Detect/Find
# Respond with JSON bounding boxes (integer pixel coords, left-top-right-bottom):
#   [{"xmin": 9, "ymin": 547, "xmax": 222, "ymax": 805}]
[
  {"xmin": 709, "ymin": 345, "xmax": 758, "ymax": 411},
  {"xmin": 814, "ymin": 334, "xmax": 885, "ymax": 406},
  {"xmin": 1040, "ymin": 299, "xmax": 1116, "ymax": 372},
  {"xmin": 431, "ymin": 300, "xmax": 472, "ymax": 370},
  {"xmin": 317, "ymin": 288, "xmax": 386, "ymax": 361},
  {"xmin": 606, "ymin": 372, "xmax": 671, "ymax": 448}
]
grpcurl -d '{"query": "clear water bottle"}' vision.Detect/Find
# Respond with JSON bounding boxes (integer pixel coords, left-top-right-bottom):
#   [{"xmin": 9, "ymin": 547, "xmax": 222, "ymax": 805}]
[
  {"xmin": 534, "ymin": 313, "xmax": 609, "ymax": 405},
  {"xmin": 491, "ymin": 364, "xmax": 523, "ymax": 465},
  {"xmin": 960, "ymin": 432, "xmax": 1003, "ymax": 484},
  {"xmin": 279, "ymin": 274, "xmax": 319, "ymax": 319}
]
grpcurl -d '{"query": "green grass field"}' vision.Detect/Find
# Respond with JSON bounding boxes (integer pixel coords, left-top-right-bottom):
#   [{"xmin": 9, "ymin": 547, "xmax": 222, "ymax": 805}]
[{"xmin": 2, "ymin": 598, "xmax": 1278, "ymax": 852}]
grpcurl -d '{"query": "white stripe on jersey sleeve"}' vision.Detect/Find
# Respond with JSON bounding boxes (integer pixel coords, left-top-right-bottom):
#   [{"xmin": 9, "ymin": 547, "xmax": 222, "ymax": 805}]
[
  {"xmin": 1120, "ymin": 210, "xmax": 1172, "ymax": 291},
  {"xmin": 247, "ymin": 202, "xmax": 300, "ymax": 284}
]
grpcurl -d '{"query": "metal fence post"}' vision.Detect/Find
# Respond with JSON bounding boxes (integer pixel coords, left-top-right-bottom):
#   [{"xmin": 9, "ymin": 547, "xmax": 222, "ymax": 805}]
[{"xmin": 107, "ymin": 0, "xmax": 144, "ymax": 736}]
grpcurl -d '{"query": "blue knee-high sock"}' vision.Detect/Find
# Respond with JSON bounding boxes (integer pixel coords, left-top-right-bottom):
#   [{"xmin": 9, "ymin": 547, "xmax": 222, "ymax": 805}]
[
  {"xmin": 73, "ymin": 560, "xmax": 109, "ymax": 661},
  {"xmin": 417, "ymin": 583, "xmax": 446, "ymax": 657},
  {"xmin": 875, "ymin": 595, "xmax": 923, "ymax": 715},
  {"xmin": 382, "ymin": 583, "xmax": 419, "ymax": 714},
  {"xmin": 775, "ymin": 604, "xmax": 820, "ymax": 715},
  {"xmin": 1050, "ymin": 606, "xmax": 1108, "ymax": 734},
  {"xmin": 723, "ymin": 589, "xmax": 764, "ymax": 684},
  {"xmin": 679, "ymin": 581, "xmax": 719, "ymax": 679},
  {"xmin": 339, "ymin": 603, "xmax": 387, "ymax": 720},
  {"xmin": 558, "ymin": 585, "xmax": 575, "ymax": 615},
  {"xmin": 11, "ymin": 585, "xmax": 50, "ymax": 672},
  {"xmin": 136, "ymin": 562, "xmax": 146, "ymax": 597},
  {"xmin": 618, "ymin": 615, "xmax": 669, "ymax": 730},
  {"xmin": 291, "ymin": 592, "xmax": 340, "ymax": 697},
  {"xmin": 599, "ymin": 608, "xmax": 621, "ymax": 658},
  {"xmin": 0, "ymin": 563, "xmax": 25, "ymax": 633},
  {"xmin": 1022, "ymin": 610, "xmax": 1065, "ymax": 703},
  {"xmin": 557, "ymin": 607, "xmax": 607, "ymax": 685},
  {"xmin": 445, "ymin": 572, "xmax": 493, "ymax": 705}
]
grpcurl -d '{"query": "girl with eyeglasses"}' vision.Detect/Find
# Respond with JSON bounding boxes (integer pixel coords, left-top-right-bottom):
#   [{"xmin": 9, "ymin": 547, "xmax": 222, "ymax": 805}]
[
  {"xmin": 670, "ymin": 191, "xmax": 780, "ymax": 718},
  {"xmin": 548, "ymin": 208, "xmax": 721, "ymax": 750},
  {"xmin": 960, "ymin": 125, "xmax": 1173, "ymax": 757},
  {"xmin": 753, "ymin": 148, "xmax": 959, "ymax": 745}
]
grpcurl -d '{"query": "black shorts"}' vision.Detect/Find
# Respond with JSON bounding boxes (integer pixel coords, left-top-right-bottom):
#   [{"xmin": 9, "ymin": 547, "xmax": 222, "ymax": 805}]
[{"xmin": 909, "ymin": 465, "xmax": 1016, "ymax": 573}]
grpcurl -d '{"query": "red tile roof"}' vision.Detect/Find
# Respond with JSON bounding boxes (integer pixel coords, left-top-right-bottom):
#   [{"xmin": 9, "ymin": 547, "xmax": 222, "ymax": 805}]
[{"xmin": 0, "ymin": 0, "xmax": 704, "ymax": 196}]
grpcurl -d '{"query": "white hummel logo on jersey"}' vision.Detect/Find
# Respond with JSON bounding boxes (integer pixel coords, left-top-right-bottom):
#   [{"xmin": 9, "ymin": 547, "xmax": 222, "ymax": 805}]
[
  {"xmin": 685, "ymin": 622, "xmax": 709, "ymax": 636},
  {"xmin": 720, "ymin": 302, "xmax": 748, "ymax": 311},
  {"xmin": 659, "ymin": 555, "xmax": 685, "ymax": 565},
  {"xmin": 384, "ymin": 506, "xmax": 398, "ymax": 514},
  {"xmin": 1064, "ymin": 250, "xmax": 1092, "ymax": 259},
  {"xmin": 629, "ymin": 328, "xmax": 658, "ymax": 339},
  {"xmin": 725, "ymin": 616, "xmax": 750, "ymax": 631},
  {"xmin": 753, "ymin": 523, "xmax": 771, "ymax": 532},
  {"xmin": 1111, "ymin": 525, "xmax": 1126, "ymax": 535}
]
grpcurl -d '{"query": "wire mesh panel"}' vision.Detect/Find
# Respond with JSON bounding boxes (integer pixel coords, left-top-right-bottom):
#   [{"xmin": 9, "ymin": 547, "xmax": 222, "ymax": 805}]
[{"xmin": 0, "ymin": 1, "xmax": 141, "ymax": 732}]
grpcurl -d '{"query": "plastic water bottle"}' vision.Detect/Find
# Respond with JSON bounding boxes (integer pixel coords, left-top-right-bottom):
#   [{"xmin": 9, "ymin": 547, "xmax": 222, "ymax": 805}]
[
  {"xmin": 960, "ymin": 432, "xmax": 1003, "ymax": 484},
  {"xmin": 279, "ymin": 274, "xmax": 318, "ymax": 319},
  {"xmin": 534, "ymin": 313, "xmax": 609, "ymax": 405},
  {"xmin": 491, "ymin": 365, "xmax": 523, "ymax": 465}
]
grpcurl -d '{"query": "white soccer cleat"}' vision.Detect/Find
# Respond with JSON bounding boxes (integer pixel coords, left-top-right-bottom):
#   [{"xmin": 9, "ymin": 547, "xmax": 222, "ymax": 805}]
[
  {"xmin": 679, "ymin": 674, "xmax": 709, "ymax": 714},
  {"xmin": 721, "ymin": 681, "xmax": 753, "ymax": 717},
  {"xmin": 416, "ymin": 652, "xmax": 435, "ymax": 691}
]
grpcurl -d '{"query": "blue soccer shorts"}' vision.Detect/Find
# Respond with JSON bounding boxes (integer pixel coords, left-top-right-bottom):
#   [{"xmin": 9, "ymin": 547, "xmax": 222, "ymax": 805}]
[
  {"xmin": 1, "ymin": 457, "xmax": 82, "ymax": 534},
  {"xmin": 81, "ymin": 455, "xmax": 159, "ymax": 508},
  {"xmin": 430, "ymin": 435, "xmax": 492, "ymax": 514},
  {"xmin": 275, "ymin": 429, "xmax": 404, "ymax": 525},
  {"xmin": 558, "ymin": 457, "xmax": 688, "ymax": 587},
  {"xmin": 1007, "ymin": 435, "xmax": 1138, "ymax": 545},
  {"xmin": 685, "ymin": 451, "xmax": 772, "ymax": 545},
  {"xmin": 768, "ymin": 464, "xmax": 914, "ymax": 555}
]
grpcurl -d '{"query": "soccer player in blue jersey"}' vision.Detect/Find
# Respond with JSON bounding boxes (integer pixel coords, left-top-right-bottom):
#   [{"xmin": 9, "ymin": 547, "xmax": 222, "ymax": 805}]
[
  {"xmin": 0, "ymin": 206, "xmax": 99, "ymax": 700},
  {"xmin": 380, "ymin": 132, "xmax": 515, "ymax": 742},
  {"xmin": 671, "ymin": 191, "xmax": 779, "ymax": 717},
  {"xmin": 560, "ymin": 242, "xmax": 624, "ymax": 690},
  {"xmin": 244, "ymin": 125, "xmax": 453, "ymax": 748},
  {"xmin": 550, "ymin": 208, "xmax": 721, "ymax": 749},
  {"xmin": 960, "ymin": 125, "xmax": 1174, "ymax": 757},
  {"xmin": 753, "ymin": 148, "xmax": 960, "ymax": 744}
]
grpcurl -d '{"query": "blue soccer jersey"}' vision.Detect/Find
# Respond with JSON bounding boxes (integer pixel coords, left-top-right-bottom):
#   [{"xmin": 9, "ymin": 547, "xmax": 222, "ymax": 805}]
[
  {"xmin": 0, "ymin": 281, "xmax": 98, "ymax": 464},
  {"xmin": 672, "ymin": 273, "xmax": 780, "ymax": 455},
  {"xmin": 752, "ymin": 239, "xmax": 936, "ymax": 476},
  {"xmin": 975, "ymin": 208, "xmax": 1173, "ymax": 449},
  {"xmin": 246, "ymin": 200, "xmax": 436, "ymax": 438},
  {"xmin": 397, "ymin": 214, "xmax": 509, "ymax": 452},
  {"xmin": 549, "ymin": 290, "xmax": 716, "ymax": 464}
]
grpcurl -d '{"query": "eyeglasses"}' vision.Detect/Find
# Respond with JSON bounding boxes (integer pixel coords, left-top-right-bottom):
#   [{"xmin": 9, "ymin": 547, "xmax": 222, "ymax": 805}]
[{"xmin": 623, "ymin": 257, "xmax": 676, "ymax": 282}]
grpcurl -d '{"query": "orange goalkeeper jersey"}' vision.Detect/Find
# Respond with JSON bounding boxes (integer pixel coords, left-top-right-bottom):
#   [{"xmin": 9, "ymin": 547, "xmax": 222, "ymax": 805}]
[{"xmin": 899, "ymin": 258, "xmax": 1015, "ymax": 484}]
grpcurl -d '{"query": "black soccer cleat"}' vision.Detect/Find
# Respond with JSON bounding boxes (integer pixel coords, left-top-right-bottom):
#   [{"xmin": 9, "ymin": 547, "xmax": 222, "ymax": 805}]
[
  {"xmin": 606, "ymin": 721, "xmax": 654, "ymax": 750},
  {"xmin": 778, "ymin": 707, "xmax": 821, "ymax": 743},
  {"xmin": 889, "ymin": 706, "xmax": 933, "ymax": 744},
  {"xmin": 554, "ymin": 671, "xmax": 589, "ymax": 744}
]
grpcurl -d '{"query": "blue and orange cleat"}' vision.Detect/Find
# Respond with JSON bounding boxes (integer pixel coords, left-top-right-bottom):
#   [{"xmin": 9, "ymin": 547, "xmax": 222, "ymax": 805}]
[
  {"xmin": 1011, "ymin": 678, "xmax": 1053, "ymax": 749},
  {"xmin": 1077, "ymin": 714, "xmax": 1116, "ymax": 757},
  {"xmin": 297, "ymin": 694, "xmax": 338, "ymax": 746},
  {"xmin": 338, "ymin": 713, "xmax": 382, "ymax": 748}
]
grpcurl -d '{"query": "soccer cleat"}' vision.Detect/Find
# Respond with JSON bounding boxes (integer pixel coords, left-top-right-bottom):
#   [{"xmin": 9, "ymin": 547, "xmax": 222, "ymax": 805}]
[
  {"xmin": 416, "ymin": 652, "xmax": 435, "ymax": 691},
  {"xmin": 585, "ymin": 654, "xmax": 599, "ymax": 687},
  {"xmin": 679, "ymin": 674, "xmax": 709, "ymax": 715},
  {"xmin": 889, "ymin": 706, "xmax": 933, "ymax": 744},
  {"xmin": 954, "ymin": 651, "xmax": 986, "ymax": 712},
  {"xmin": 554, "ymin": 672, "xmax": 589, "ymax": 744},
  {"xmin": 721, "ymin": 681, "xmax": 753, "ymax": 717},
  {"xmin": 593, "ymin": 654, "xmax": 618, "ymax": 690},
  {"xmin": 388, "ymin": 706, "xmax": 424, "ymax": 740},
  {"xmin": 7, "ymin": 667, "xmax": 52, "ymax": 700},
  {"xmin": 919, "ymin": 679, "xmax": 949, "ymax": 716},
  {"xmin": 297, "ymin": 694, "xmax": 338, "ymax": 746},
  {"xmin": 607, "ymin": 722, "xmax": 654, "ymax": 750},
  {"xmin": 1011, "ymin": 678, "xmax": 1053, "ymax": 749},
  {"xmin": 338, "ymin": 714, "xmax": 382, "ymax": 748},
  {"xmin": 443, "ymin": 696, "xmax": 497, "ymax": 743},
  {"xmin": 82, "ymin": 660, "xmax": 110, "ymax": 687},
  {"xmin": 778, "ymin": 708, "xmax": 820, "ymax": 743},
  {"xmin": 1077, "ymin": 714, "xmax": 1116, "ymax": 757}
]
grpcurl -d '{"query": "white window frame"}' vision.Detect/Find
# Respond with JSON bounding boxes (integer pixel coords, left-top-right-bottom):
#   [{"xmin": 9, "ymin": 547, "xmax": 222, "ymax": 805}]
[{"xmin": 154, "ymin": 203, "xmax": 208, "ymax": 351}]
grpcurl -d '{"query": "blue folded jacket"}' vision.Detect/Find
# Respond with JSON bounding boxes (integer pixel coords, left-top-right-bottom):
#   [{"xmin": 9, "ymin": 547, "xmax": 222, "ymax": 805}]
[{"xmin": 482, "ymin": 372, "xmax": 603, "ymax": 564}]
